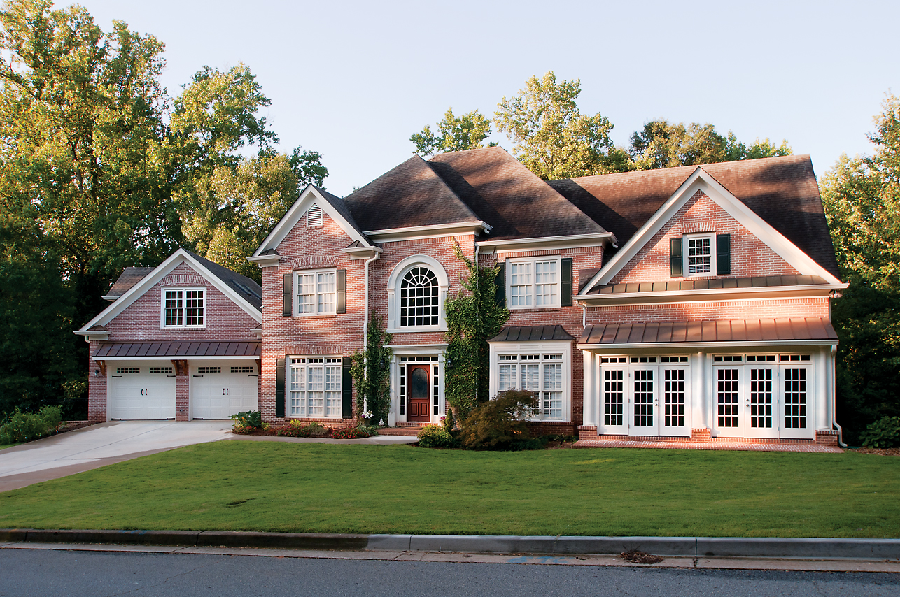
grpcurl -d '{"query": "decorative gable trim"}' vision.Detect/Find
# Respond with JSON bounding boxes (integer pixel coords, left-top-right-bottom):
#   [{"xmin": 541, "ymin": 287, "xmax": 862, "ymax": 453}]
[
  {"xmin": 581, "ymin": 168, "xmax": 843, "ymax": 293},
  {"xmin": 252, "ymin": 186, "xmax": 372, "ymax": 260},
  {"xmin": 75, "ymin": 249, "xmax": 262, "ymax": 335}
]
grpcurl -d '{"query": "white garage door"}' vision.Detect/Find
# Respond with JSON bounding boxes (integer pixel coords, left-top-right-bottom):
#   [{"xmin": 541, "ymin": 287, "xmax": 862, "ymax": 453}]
[
  {"xmin": 190, "ymin": 361, "xmax": 259, "ymax": 419},
  {"xmin": 108, "ymin": 361, "xmax": 177, "ymax": 420}
]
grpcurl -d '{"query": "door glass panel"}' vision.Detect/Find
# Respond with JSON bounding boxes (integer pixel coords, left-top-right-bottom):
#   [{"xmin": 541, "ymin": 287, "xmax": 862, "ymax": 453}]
[
  {"xmin": 784, "ymin": 368, "xmax": 807, "ymax": 429},
  {"xmin": 604, "ymin": 370, "xmax": 624, "ymax": 426},
  {"xmin": 633, "ymin": 370, "xmax": 654, "ymax": 427},
  {"xmin": 410, "ymin": 367, "xmax": 429, "ymax": 399},
  {"xmin": 717, "ymin": 369, "xmax": 739, "ymax": 427},
  {"xmin": 664, "ymin": 369, "xmax": 685, "ymax": 427},
  {"xmin": 750, "ymin": 368, "xmax": 773, "ymax": 428}
]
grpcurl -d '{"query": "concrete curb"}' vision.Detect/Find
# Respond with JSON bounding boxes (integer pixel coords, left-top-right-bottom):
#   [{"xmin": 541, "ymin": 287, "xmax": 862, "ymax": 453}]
[{"xmin": 1, "ymin": 529, "xmax": 898, "ymax": 560}]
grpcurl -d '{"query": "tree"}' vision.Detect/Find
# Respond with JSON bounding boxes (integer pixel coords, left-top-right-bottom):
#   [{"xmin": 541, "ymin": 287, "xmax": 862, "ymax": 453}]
[
  {"xmin": 410, "ymin": 108, "xmax": 493, "ymax": 157},
  {"xmin": 495, "ymin": 71, "xmax": 629, "ymax": 179},
  {"xmin": 820, "ymin": 92, "xmax": 900, "ymax": 441}
]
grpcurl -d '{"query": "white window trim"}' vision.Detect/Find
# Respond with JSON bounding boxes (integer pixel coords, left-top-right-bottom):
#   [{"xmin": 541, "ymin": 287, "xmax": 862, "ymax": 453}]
[
  {"xmin": 488, "ymin": 340, "xmax": 572, "ymax": 422},
  {"xmin": 386, "ymin": 254, "xmax": 449, "ymax": 333},
  {"xmin": 683, "ymin": 233, "xmax": 716, "ymax": 278},
  {"xmin": 287, "ymin": 356, "xmax": 343, "ymax": 419},
  {"xmin": 506, "ymin": 256, "xmax": 562, "ymax": 310},
  {"xmin": 160, "ymin": 287, "xmax": 206, "ymax": 329},
  {"xmin": 294, "ymin": 268, "xmax": 337, "ymax": 317}
]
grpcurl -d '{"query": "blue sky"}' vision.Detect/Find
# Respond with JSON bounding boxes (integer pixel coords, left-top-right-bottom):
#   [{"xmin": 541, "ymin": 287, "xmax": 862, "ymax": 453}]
[{"xmin": 66, "ymin": 0, "xmax": 899, "ymax": 196}]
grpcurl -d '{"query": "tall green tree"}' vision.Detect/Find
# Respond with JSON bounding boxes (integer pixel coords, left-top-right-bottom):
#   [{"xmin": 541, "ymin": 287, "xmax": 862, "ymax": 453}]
[
  {"xmin": 821, "ymin": 93, "xmax": 900, "ymax": 441},
  {"xmin": 495, "ymin": 71, "xmax": 630, "ymax": 179},
  {"xmin": 410, "ymin": 108, "xmax": 493, "ymax": 157}
]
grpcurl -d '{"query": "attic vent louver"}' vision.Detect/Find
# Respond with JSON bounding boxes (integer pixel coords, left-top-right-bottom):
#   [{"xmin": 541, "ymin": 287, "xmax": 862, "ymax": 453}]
[{"xmin": 308, "ymin": 203, "xmax": 323, "ymax": 228}]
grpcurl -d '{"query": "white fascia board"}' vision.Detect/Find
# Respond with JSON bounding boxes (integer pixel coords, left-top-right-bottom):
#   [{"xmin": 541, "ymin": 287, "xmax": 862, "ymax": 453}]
[
  {"xmin": 365, "ymin": 221, "xmax": 489, "ymax": 242},
  {"xmin": 386, "ymin": 344, "xmax": 448, "ymax": 354},
  {"xmin": 342, "ymin": 246, "xmax": 383, "ymax": 259},
  {"xmin": 101, "ymin": 295, "xmax": 119, "ymax": 302},
  {"xmin": 94, "ymin": 354, "xmax": 259, "ymax": 362},
  {"xmin": 477, "ymin": 232, "xmax": 614, "ymax": 253},
  {"xmin": 581, "ymin": 169, "xmax": 842, "ymax": 293},
  {"xmin": 577, "ymin": 339, "xmax": 838, "ymax": 351},
  {"xmin": 78, "ymin": 249, "xmax": 262, "ymax": 332},
  {"xmin": 487, "ymin": 338, "xmax": 573, "ymax": 346},
  {"xmin": 575, "ymin": 283, "xmax": 846, "ymax": 306},
  {"xmin": 253, "ymin": 186, "xmax": 371, "ymax": 257}
]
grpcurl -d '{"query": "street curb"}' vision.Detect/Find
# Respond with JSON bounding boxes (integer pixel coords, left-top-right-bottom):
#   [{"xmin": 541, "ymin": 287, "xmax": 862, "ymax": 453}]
[{"xmin": 1, "ymin": 529, "xmax": 898, "ymax": 560}]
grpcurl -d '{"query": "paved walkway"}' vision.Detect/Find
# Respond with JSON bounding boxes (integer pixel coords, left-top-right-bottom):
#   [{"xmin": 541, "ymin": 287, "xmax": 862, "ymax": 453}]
[{"xmin": 575, "ymin": 438, "xmax": 842, "ymax": 452}]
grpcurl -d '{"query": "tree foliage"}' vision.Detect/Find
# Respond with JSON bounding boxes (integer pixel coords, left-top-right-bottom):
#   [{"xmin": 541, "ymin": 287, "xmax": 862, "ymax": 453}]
[
  {"xmin": 495, "ymin": 71, "xmax": 629, "ymax": 179},
  {"xmin": 350, "ymin": 315, "xmax": 393, "ymax": 426},
  {"xmin": 821, "ymin": 93, "xmax": 900, "ymax": 442},
  {"xmin": 410, "ymin": 108, "xmax": 493, "ymax": 157},
  {"xmin": 444, "ymin": 245, "xmax": 510, "ymax": 422}
]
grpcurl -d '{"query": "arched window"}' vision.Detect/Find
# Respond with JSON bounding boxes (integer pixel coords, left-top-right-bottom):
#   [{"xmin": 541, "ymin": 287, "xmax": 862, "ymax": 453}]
[{"xmin": 400, "ymin": 267, "xmax": 439, "ymax": 327}]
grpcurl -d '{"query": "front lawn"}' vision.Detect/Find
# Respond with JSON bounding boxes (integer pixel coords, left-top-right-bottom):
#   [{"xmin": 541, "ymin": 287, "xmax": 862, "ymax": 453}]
[{"xmin": 0, "ymin": 442, "xmax": 897, "ymax": 537}]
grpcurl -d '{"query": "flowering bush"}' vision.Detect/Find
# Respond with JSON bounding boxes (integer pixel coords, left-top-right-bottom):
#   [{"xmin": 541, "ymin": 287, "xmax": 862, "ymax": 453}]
[
  {"xmin": 276, "ymin": 420, "xmax": 329, "ymax": 438},
  {"xmin": 332, "ymin": 426, "xmax": 370, "ymax": 439},
  {"xmin": 230, "ymin": 410, "xmax": 266, "ymax": 434}
]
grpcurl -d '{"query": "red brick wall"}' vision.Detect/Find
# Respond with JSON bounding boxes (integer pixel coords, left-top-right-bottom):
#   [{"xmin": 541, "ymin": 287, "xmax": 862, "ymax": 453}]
[
  {"xmin": 86, "ymin": 341, "xmax": 106, "ymax": 422},
  {"xmin": 612, "ymin": 190, "xmax": 800, "ymax": 284},
  {"xmin": 587, "ymin": 297, "xmax": 830, "ymax": 325}
]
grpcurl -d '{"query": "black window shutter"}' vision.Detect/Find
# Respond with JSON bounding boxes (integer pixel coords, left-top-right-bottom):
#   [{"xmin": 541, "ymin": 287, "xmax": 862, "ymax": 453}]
[
  {"xmin": 341, "ymin": 357, "xmax": 353, "ymax": 419},
  {"xmin": 717, "ymin": 233, "xmax": 731, "ymax": 275},
  {"xmin": 495, "ymin": 261, "xmax": 506, "ymax": 307},
  {"xmin": 670, "ymin": 237, "xmax": 683, "ymax": 277},
  {"xmin": 561, "ymin": 258, "xmax": 573, "ymax": 307},
  {"xmin": 275, "ymin": 358, "xmax": 286, "ymax": 418},
  {"xmin": 282, "ymin": 274, "xmax": 292, "ymax": 316},
  {"xmin": 336, "ymin": 269, "xmax": 346, "ymax": 314}
]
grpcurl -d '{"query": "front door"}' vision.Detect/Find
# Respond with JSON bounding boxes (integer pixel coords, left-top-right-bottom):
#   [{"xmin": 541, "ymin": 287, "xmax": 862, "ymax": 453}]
[{"xmin": 408, "ymin": 365, "xmax": 431, "ymax": 422}]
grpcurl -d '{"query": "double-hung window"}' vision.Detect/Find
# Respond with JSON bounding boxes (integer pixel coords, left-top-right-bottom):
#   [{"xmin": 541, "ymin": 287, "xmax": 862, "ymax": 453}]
[
  {"xmin": 289, "ymin": 357, "xmax": 342, "ymax": 418},
  {"xmin": 295, "ymin": 270, "xmax": 336, "ymax": 315},
  {"xmin": 685, "ymin": 233, "xmax": 714, "ymax": 276},
  {"xmin": 162, "ymin": 288, "xmax": 205, "ymax": 328},
  {"xmin": 671, "ymin": 233, "xmax": 730, "ymax": 277},
  {"xmin": 497, "ymin": 353, "xmax": 565, "ymax": 420},
  {"xmin": 508, "ymin": 258, "xmax": 560, "ymax": 309}
]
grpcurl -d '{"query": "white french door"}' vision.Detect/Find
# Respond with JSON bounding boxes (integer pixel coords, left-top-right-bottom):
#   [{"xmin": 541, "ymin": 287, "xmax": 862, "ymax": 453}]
[
  {"xmin": 714, "ymin": 363, "xmax": 812, "ymax": 439},
  {"xmin": 629, "ymin": 368, "xmax": 657, "ymax": 436},
  {"xmin": 660, "ymin": 367, "xmax": 689, "ymax": 436}
]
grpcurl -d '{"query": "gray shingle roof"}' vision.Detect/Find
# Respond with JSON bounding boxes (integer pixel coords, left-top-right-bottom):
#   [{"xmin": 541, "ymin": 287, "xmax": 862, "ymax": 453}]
[
  {"xmin": 187, "ymin": 252, "xmax": 263, "ymax": 311},
  {"xmin": 105, "ymin": 267, "xmax": 155, "ymax": 298}
]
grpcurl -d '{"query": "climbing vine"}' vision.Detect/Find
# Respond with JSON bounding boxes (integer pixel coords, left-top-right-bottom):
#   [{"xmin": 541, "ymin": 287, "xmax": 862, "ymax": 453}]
[
  {"xmin": 444, "ymin": 244, "xmax": 510, "ymax": 422},
  {"xmin": 350, "ymin": 315, "xmax": 393, "ymax": 425}
]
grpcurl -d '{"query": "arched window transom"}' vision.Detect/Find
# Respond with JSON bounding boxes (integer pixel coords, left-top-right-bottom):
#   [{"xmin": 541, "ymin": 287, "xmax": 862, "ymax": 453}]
[{"xmin": 400, "ymin": 267, "xmax": 439, "ymax": 327}]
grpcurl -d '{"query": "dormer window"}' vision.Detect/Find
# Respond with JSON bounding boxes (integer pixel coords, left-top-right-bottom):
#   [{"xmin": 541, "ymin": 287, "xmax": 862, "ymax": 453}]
[
  {"xmin": 307, "ymin": 204, "xmax": 323, "ymax": 228},
  {"xmin": 162, "ymin": 288, "xmax": 205, "ymax": 328}
]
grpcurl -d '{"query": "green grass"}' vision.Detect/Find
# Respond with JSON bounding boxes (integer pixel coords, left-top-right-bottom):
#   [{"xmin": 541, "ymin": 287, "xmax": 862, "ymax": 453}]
[
  {"xmin": 0, "ymin": 445, "xmax": 12, "ymax": 451},
  {"xmin": 0, "ymin": 442, "xmax": 897, "ymax": 537}
]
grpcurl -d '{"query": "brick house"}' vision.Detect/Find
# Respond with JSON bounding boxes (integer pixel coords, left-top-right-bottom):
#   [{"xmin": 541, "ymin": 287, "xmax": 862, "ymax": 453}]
[
  {"xmin": 250, "ymin": 147, "xmax": 845, "ymax": 444},
  {"xmin": 76, "ymin": 249, "xmax": 263, "ymax": 422}
]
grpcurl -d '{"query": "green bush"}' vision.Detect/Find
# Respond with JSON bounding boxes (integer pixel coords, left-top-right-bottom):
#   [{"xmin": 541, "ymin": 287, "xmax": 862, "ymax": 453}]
[
  {"xmin": 0, "ymin": 406, "xmax": 63, "ymax": 444},
  {"xmin": 230, "ymin": 410, "xmax": 265, "ymax": 433},
  {"xmin": 276, "ymin": 420, "xmax": 329, "ymax": 438},
  {"xmin": 332, "ymin": 426, "xmax": 369, "ymax": 439},
  {"xmin": 860, "ymin": 416, "xmax": 900, "ymax": 448},
  {"xmin": 355, "ymin": 423, "xmax": 380, "ymax": 437},
  {"xmin": 459, "ymin": 390, "xmax": 538, "ymax": 451},
  {"xmin": 417, "ymin": 423, "xmax": 457, "ymax": 448}
]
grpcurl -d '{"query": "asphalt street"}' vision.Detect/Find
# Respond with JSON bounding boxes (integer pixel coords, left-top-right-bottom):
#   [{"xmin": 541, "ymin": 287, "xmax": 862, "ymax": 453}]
[{"xmin": 0, "ymin": 548, "xmax": 897, "ymax": 597}]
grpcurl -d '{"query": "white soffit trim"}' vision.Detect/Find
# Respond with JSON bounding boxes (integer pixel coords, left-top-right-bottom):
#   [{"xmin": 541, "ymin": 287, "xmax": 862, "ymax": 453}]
[
  {"xmin": 253, "ymin": 185, "xmax": 371, "ymax": 257},
  {"xmin": 94, "ymin": 355, "xmax": 260, "ymax": 362},
  {"xmin": 76, "ymin": 249, "xmax": 262, "ymax": 333},
  {"xmin": 575, "ymin": 283, "xmax": 846, "ymax": 305},
  {"xmin": 577, "ymin": 339, "xmax": 838, "ymax": 350},
  {"xmin": 365, "ymin": 221, "xmax": 490, "ymax": 242},
  {"xmin": 581, "ymin": 168, "xmax": 842, "ymax": 293},
  {"xmin": 387, "ymin": 344, "xmax": 449, "ymax": 354},
  {"xmin": 478, "ymin": 232, "xmax": 614, "ymax": 253}
]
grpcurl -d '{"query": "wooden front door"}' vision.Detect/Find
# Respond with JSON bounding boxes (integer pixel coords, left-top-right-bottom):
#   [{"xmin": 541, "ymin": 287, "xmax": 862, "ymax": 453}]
[{"xmin": 408, "ymin": 365, "xmax": 431, "ymax": 422}]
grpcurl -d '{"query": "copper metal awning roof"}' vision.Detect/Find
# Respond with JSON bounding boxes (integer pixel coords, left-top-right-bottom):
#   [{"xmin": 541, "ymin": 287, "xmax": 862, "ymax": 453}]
[
  {"xmin": 579, "ymin": 318, "xmax": 837, "ymax": 346},
  {"xmin": 94, "ymin": 341, "xmax": 260, "ymax": 358},
  {"xmin": 490, "ymin": 325, "xmax": 574, "ymax": 342},
  {"xmin": 586, "ymin": 275, "xmax": 829, "ymax": 295}
]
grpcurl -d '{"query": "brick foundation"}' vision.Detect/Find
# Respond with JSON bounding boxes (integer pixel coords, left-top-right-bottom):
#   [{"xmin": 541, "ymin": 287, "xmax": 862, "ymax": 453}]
[
  {"xmin": 815, "ymin": 430, "xmax": 839, "ymax": 446},
  {"xmin": 691, "ymin": 428, "xmax": 712, "ymax": 442}
]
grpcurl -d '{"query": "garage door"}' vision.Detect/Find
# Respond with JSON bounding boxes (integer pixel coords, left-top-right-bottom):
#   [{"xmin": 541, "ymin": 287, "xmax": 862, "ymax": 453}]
[
  {"xmin": 108, "ymin": 362, "xmax": 177, "ymax": 420},
  {"xmin": 190, "ymin": 361, "xmax": 259, "ymax": 419}
]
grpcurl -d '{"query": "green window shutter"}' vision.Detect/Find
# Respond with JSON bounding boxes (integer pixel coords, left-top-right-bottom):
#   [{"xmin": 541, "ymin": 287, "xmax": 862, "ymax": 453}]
[
  {"xmin": 282, "ymin": 274, "xmax": 292, "ymax": 316},
  {"xmin": 275, "ymin": 358, "xmax": 286, "ymax": 418},
  {"xmin": 670, "ymin": 237, "xmax": 683, "ymax": 277},
  {"xmin": 336, "ymin": 269, "xmax": 346, "ymax": 314},
  {"xmin": 717, "ymin": 233, "xmax": 731, "ymax": 275},
  {"xmin": 561, "ymin": 258, "xmax": 573, "ymax": 307},
  {"xmin": 341, "ymin": 357, "xmax": 353, "ymax": 419},
  {"xmin": 495, "ymin": 261, "xmax": 506, "ymax": 307}
]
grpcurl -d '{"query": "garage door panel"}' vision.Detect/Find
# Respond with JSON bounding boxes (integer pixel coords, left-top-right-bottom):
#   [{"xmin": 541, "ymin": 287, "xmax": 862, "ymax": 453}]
[
  {"xmin": 191, "ymin": 362, "xmax": 258, "ymax": 419},
  {"xmin": 108, "ymin": 363, "xmax": 176, "ymax": 420}
]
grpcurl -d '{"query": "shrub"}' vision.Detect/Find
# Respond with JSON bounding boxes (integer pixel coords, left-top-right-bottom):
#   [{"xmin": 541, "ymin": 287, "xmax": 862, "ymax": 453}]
[
  {"xmin": 276, "ymin": 420, "xmax": 329, "ymax": 438},
  {"xmin": 0, "ymin": 406, "xmax": 63, "ymax": 444},
  {"xmin": 417, "ymin": 423, "xmax": 456, "ymax": 448},
  {"xmin": 332, "ymin": 426, "xmax": 370, "ymax": 439},
  {"xmin": 458, "ymin": 390, "xmax": 538, "ymax": 450},
  {"xmin": 230, "ymin": 410, "xmax": 265, "ymax": 434},
  {"xmin": 860, "ymin": 416, "xmax": 900, "ymax": 448},
  {"xmin": 355, "ymin": 422, "xmax": 380, "ymax": 437}
]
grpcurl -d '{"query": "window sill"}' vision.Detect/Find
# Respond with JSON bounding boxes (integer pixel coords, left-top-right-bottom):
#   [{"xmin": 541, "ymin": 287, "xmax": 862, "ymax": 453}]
[
  {"xmin": 161, "ymin": 326, "xmax": 207, "ymax": 330},
  {"xmin": 387, "ymin": 326, "xmax": 447, "ymax": 334},
  {"xmin": 292, "ymin": 313, "xmax": 338, "ymax": 318}
]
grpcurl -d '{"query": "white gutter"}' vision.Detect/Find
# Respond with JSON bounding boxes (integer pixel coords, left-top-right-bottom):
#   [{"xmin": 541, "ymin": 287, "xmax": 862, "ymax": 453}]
[
  {"xmin": 363, "ymin": 252, "xmax": 380, "ymax": 350},
  {"xmin": 831, "ymin": 344, "xmax": 847, "ymax": 448},
  {"xmin": 577, "ymin": 340, "xmax": 839, "ymax": 351}
]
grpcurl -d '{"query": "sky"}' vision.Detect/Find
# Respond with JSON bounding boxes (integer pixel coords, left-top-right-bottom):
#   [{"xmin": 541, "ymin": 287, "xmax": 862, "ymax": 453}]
[{"xmin": 64, "ymin": 0, "xmax": 899, "ymax": 197}]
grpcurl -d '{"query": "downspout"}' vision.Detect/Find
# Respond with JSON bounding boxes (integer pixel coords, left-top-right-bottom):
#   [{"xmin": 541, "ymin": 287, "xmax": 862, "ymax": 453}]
[
  {"xmin": 831, "ymin": 344, "xmax": 847, "ymax": 448},
  {"xmin": 474, "ymin": 243, "xmax": 480, "ymax": 401},
  {"xmin": 362, "ymin": 252, "xmax": 380, "ymax": 348}
]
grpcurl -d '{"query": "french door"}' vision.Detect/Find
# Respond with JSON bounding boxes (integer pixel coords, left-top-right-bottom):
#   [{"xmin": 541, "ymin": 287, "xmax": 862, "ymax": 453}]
[
  {"xmin": 714, "ymin": 364, "xmax": 811, "ymax": 439},
  {"xmin": 600, "ymin": 361, "xmax": 691, "ymax": 437}
]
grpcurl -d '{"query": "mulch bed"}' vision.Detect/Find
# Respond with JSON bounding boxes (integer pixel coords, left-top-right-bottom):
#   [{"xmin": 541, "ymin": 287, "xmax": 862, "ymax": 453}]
[{"xmin": 850, "ymin": 447, "xmax": 900, "ymax": 456}]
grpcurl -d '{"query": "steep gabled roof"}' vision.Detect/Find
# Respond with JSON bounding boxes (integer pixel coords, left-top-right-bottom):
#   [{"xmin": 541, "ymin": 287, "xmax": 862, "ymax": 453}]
[
  {"xmin": 550, "ymin": 155, "xmax": 840, "ymax": 279},
  {"xmin": 314, "ymin": 186, "xmax": 365, "ymax": 239},
  {"xmin": 104, "ymin": 267, "xmax": 155, "ymax": 299},
  {"xmin": 187, "ymin": 252, "xmax": 262, "ymax": 310},
  {"xmin": 343, "ymin": 154, "xmax": 481, "ymax": 232},
  {"xmin": 429, "ymin": 147, "xmax": 608, "ymax": 240}
]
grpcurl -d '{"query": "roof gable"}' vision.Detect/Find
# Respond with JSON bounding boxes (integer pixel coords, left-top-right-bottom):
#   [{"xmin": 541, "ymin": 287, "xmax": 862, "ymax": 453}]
[
  {"xmin": 103, "ymin": 267, "xmax": 155, "ymax": 300},
  {"xmin": 429, "ymin": 147, "xmax": 608, "ymax": 241},
  {"xmin": 77, "ymin": 249, "xmax": 262, "ymax": 333}
]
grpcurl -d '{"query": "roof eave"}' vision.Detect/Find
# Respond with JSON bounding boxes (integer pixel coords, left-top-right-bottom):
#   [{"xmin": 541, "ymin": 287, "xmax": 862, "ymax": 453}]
[
  {"xmin": 478, "ymin": 232, "xmax": 615, "ymax": 253},
  {"xmin": 577, "ymin": 339, "xmax": 838, "ymax": 350},
  {"xmin": 365, "ymin": 221, "xmax": 490, "ymax": 242},
  {"xmin": 575, "ymin": 283, "xmax": 847, "ymax": 306}
]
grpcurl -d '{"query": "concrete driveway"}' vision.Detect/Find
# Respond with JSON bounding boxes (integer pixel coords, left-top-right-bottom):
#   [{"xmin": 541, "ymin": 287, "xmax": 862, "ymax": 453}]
[{"xmin": 0, "ymin": 421, "xmax": 232, "ymax": 492}]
